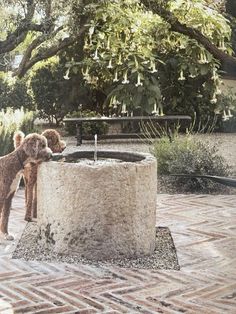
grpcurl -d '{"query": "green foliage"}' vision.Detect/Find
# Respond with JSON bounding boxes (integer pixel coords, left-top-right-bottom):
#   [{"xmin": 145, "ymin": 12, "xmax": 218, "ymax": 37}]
[
  {"xmin": 0, "ymin": 74, "xmax": 33, "ymax": 111},
  {"xmin": 30, "ymin": 62, "xmax": 76, "ymax": 125},
  {"xmin": 65, "ymin": 110, "xmax": 109, "ymax": 136},
  {"xmin": 152, "ymin": 135, "xmax": 230, "ymax": 193},
  {"xmin": 67, "ymin": 0, "xmax": 231, "ymax": 119},
  {"xmin": 0, "ymin": 108, "xmax": 36, "ymax": 156}
]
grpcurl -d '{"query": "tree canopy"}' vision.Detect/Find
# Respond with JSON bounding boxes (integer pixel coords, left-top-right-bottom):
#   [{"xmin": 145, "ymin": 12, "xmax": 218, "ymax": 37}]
[
  {"xmin": 0, "ymin": 0, "xmax": 235, "ymax": 78},
  {"xmin": 0, "ymin": 0, "xmax": 236, "ymax": 123}
]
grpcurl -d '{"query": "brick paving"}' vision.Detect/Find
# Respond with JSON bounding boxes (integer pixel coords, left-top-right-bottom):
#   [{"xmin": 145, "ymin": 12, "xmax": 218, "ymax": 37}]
[{"xmin": 0, "ymin": 189, "xmax": 235, "ymax": 313}]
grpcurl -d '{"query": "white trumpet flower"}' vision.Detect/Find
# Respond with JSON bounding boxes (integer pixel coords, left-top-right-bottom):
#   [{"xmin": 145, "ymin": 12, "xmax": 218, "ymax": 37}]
[
  {"xmin": 158, "ymin": 105, "xmax": 164, "ymax": 116},
  {"xmin": 107, "ymin": 59, "xmax": 113, "ymax": 69},
  {"xmin": 222, "ymin": 110, "xmax": 229, "ymax": 121},
  {"xmin": 135, "ymin": 73, "xmax": 143, "ymax": 87},
  {"xmin": 210, "ymin": 94, "xmax": 217, "ymax": 104},
  {"xmin": 63, "ymin": 68, "xmax": 70, "ymax": 80},
  {"xmin": 152, "ymin": 103, "xmax": 158, "ymax": 114},
  {"xmin": 121, "ymin": 103, "xmax": 127, "ymax": 114},
  {"xmin": 113, "ymin": 70, "xmax": 119, "ymax": 82},
  {"xmin": 122, "ymin": 72, "xmax": 129, "ymax": 84},
  {"xmin": 82, "ymin": 66, "xmax": 89, "ymax": 78},
  {"xmin": 198, "ymin": 51, "xmax": 208, "ymax": 64},
  {"xmin": 117, "ymin": 54, "xmax": 122, "ymax": 65},
  {"xmin": 93, "ymin": 49, "xmax": 99, "ymax": 61},
  {"xmin": 219, "ymin": 38, "xmax": 226, "ymax": 51},
  {"xmin": 178, "ymin": 70, "xmax": 185, "ymax": 81},
  {"xmin": 149, "ymin": 61, "xmax": 157, "ymax": 73},
  {"xmin": 189, "ymin": 73, "xmax": 197, "ymax": 78}
]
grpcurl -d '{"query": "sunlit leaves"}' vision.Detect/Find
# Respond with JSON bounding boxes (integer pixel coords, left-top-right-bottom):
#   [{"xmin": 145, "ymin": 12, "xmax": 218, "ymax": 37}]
[{"xmin": 67, "ymin": 0, "xmax": 232, "ymax": 115}]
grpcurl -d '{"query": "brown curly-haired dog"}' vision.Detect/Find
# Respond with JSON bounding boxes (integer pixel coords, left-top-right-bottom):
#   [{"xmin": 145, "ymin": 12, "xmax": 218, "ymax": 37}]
[
  {"xmin": 14, "ymin": 129, "xmax": 66, "ymax": 222},
  {"xmin": 0, "ymin": 133, "xmax": 52, "ymax": 240}
]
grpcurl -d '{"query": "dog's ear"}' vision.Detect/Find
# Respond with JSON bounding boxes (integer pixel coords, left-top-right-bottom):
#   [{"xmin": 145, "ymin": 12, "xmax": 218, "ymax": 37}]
[{"xmin": 13, "ymin": 131, "xmax": 25, "ymax": 149}]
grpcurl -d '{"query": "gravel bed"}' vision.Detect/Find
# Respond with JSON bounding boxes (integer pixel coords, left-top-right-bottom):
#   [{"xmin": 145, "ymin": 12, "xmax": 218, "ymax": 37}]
[{"xmin": 12, "ymin": 223, "xmax": 180, "ymax": 270}]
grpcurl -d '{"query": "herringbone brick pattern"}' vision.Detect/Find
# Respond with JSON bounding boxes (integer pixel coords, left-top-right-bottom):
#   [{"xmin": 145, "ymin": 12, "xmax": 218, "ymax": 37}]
[{"xmin": 0, "ymin": 190, "xmax": 235, "ymax": 313}]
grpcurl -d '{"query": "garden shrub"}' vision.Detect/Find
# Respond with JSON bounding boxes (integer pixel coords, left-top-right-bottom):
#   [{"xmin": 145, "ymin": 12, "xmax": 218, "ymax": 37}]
[
  {"xmin": 65, "ymin": 110, "xmax": 109, "ymax": 136},
  {"xmin": 0, "ymin": 108, "xmax": 36, "ymax": 156},
  {"xmin": 0, "ymin": 75, "xmax": 34, "ymax": 111},
  {"xmin": 152, "ymin": 135, "xmax": 230, "ymax": 193}
]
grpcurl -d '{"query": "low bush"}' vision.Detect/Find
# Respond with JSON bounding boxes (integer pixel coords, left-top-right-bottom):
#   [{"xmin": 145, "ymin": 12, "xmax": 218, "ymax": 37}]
[
  {"xmin": 152, "ymin": 135, "xmax": 230, "ymax": 193},
  {"xmin": 65, "ymin": 110, "xmax": 109, "ymax": 136},
  {"xmin": 0, "ymin": 108, "xmax": 36, "ymax": 156}
]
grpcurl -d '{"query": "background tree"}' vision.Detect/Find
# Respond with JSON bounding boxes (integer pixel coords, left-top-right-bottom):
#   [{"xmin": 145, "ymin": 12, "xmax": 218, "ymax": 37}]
[
  {"xmin": 0, "ymin": 73, "xmax": 33, "ymax": 110},
  {"xmin": 63, "ymin": 0, "xmax": 231, "ymax": 123}
]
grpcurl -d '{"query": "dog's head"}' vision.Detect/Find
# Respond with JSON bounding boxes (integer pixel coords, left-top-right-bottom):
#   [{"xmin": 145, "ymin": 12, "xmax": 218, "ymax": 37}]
[
  {"xmin": 41, "ymin": 129, "xmax": 66, "ymax": 153},
  {"xmin": 22, "ymin": 133, "xmax": 52, "ymax": 162}
]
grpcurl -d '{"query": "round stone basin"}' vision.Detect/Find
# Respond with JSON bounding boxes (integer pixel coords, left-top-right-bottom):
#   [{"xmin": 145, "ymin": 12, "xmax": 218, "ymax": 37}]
[{"xmin": 37, "ymin": 150, "xmax": 157, "ymax": 260}]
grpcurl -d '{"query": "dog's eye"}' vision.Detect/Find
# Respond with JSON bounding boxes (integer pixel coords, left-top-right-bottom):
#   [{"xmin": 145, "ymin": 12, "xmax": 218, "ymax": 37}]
[{"xmin": 42, "ymin": 144, "xmax": 46, "ymax": 148}]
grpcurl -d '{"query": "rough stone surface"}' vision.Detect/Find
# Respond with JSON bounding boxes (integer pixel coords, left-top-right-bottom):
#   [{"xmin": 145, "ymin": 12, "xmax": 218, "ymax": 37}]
[
  {"xmin": 13, "ymin": 224, "xmax": 179, "ymax": 270},
  {"xmin": 37, "ymin": 152, "xmax": 157, "ymax": 260}
]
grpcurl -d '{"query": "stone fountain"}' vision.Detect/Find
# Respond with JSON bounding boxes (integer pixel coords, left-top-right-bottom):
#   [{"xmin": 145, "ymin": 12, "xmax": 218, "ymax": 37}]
[{"xmin": 37, "ymin": 149, "xmax": 157, "ymax": 260}]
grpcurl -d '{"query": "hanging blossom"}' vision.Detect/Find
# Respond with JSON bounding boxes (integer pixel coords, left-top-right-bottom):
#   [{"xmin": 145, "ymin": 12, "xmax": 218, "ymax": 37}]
[
  {"xmin": 189, "ymin": 70, "xmax": 197, "ymax": 78},
  {"xmin": 121, "ymin": 103, "xmax": 127, "ymax": 114},
  {"xmin": 107, "ymin": 59, "xmax": 113, "ymax": 69},
  {"xmin": 158, "ymin": 105, "xmax": 164, "ymax": 116},
  {"xmin": 198, "ymin": 51, "xmax": 209, "ymax": 64},
  {"xmin": 149, "ymin": 61, "xmax": 157, "ymax": 73},
  {"xmin": 210, "ymin": 92, "xmax": 217, "ymax": 104},
  {"xmin": 113, "ymin": 70, "xmax": 119, "ymax": 82},
  {"xmin": 93, "ymin": 49, "xmax": 99, "ymax": 61},
  {"xmin": 219, "ymin": 38, "xmax": 226, "ymax": 51},
  {"xmin": 152, "ymin": 103, "xmax": 158, "ymax": 114},
  {"xmin": 110, "ymin": 95, "xmax": 121, "ymax": 108},
  {"xmin": 117, "ymin": 54, "xmax": 122, "ymax": 65},
  {"xmin": 82, "ymin": 66, "xmax": 90, "ymax": 79},
  {"xmin": 135, "ymin": 73, "xmax": 143, "ymax": 87},
  {"xmin": 211, "ymin": 69, "xmax": 218, "ymax": 80},
  {"xmin": 122, "ymin": 71, "xmax": 129, "ymax": 84},
  {"xmin": 222, "ymin": 110, "xmax": 229, "ymax": 121},
  {"xmin": 178, "ymin": 70, "xmax": 185, "ymax": 81},
  {"xmin": 63, "ymin": 68, "xmax": 70, "ymax": 80}
]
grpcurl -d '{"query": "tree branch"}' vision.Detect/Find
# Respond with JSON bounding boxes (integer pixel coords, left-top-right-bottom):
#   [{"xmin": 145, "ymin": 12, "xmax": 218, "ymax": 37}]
[
  {"xmin": 14, "ymin": 26, "xmax": 87, "ymax": 78},
  {"xmin": 0, "ymin": 0, "xmax": 36, "ymax": 54},
  {"xmin": 141, "ymin": 1, "xmax": 236, "ymax": 68}
]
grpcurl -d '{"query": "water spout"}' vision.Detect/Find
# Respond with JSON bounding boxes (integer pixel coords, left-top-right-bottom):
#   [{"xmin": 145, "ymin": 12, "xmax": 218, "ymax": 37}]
[{"xmin": 94, "ymin": 134, "xmax": 97, "ymax": 162}]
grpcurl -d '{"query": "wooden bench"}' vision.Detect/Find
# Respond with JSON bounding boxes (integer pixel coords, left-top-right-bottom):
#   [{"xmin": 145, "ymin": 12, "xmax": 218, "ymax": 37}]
[{"xmin": 63, "ymin": 115, "xmax": 192, "ymax": 145}]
